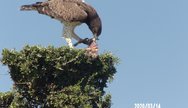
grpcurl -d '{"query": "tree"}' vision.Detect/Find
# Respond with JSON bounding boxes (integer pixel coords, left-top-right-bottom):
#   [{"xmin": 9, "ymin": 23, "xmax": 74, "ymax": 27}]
[{"xmin": 0, "ymin": 45, "xmax": 118, "ymax": 108}]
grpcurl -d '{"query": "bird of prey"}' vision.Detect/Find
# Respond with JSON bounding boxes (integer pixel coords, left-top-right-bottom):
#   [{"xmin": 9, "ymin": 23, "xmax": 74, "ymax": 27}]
[{"xmin": 20, "ymin": 0, "xmax": 102, "ymax": 48}]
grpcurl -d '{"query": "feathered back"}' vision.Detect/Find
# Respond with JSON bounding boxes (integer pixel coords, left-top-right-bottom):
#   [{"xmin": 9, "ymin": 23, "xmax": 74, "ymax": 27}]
[{"xmin": 21, "ymin": 0, "xmax": 102, "ymax": 36}]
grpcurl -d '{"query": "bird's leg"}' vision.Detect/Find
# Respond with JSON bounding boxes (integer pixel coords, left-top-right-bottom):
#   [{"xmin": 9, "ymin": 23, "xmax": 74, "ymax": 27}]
[
  {"xmin": 71, "ymin": 26, "xmax": 91, "ymax": 46},
  {"xmin": 74, "ymin": 34, "xmax": 98, "ymax": 47},
  {"xmin": 65, "ymin": 37, "xmax": 73, "ymax": 48},
  {"xmin": 63, "ymin": 26, "xmax": 73, "ymax": 48},
  {"xmin": 71, "ymin": 26, "xmax": 82, "ymax": 41},
  {"xmin": 74, "ymin": 38, "xmax": 93, "ymax": 46}
]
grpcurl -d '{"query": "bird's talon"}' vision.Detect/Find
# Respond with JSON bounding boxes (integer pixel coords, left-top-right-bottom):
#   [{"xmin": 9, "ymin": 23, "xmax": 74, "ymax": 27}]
[{"xmin": 73, "ymin": 38, "xmax": 93, "ymax": 46}]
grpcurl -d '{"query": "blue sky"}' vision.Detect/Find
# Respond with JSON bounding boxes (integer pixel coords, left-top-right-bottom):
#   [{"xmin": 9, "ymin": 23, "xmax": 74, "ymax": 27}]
[{"xmin": 1, "ymin": 0, "xmax": 188, "ymax": 108}]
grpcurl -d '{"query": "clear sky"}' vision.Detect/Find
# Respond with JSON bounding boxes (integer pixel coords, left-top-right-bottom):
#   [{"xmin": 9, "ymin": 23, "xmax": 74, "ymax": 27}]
[{"xmin": 1, "ymin": 0, "xmax": 188, "ymax": 108}]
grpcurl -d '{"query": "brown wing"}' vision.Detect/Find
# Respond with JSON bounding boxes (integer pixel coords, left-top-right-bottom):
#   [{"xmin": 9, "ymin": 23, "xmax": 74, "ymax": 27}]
[{"xmin": 48, "ymin": 0, "xmax": 88, "ymax": 22}]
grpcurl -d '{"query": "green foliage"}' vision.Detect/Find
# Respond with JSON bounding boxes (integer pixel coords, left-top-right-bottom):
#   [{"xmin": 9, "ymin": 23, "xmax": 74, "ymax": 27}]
[
  {"xmin": 1, "ymin": 45, "xmax": 118, "ymax": 108},
  {"xmin": 0, "ymin": 92, "xmax": 14, "ymax": 108}
]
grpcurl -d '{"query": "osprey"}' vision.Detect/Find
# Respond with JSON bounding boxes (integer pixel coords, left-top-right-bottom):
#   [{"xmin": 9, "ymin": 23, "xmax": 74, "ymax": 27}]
[{"xmin": 20, "ymin": 0, "xmax": 102, "ymax": 48}]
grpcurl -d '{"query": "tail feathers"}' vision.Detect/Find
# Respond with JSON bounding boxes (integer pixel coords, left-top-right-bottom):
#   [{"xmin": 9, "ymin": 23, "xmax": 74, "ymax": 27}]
[
  {"xmin": 20, "ymin": 2, "xmax": 43, "ymax": 11},
  {"xmin": 20, "ymin": 5, "xmax": 36, "ymax": 11}
]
